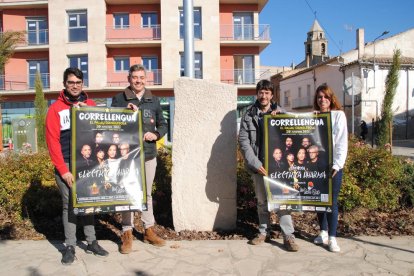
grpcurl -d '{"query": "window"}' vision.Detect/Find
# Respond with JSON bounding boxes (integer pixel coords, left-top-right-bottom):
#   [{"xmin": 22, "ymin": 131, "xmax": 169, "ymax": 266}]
[
  {"xmin": 26, "ymin": 17, "xmax": 48, "ymax": 45},
  {"xmin": 68, "ymin": 10, "xmax": 87, "ymax": 42},
  {"xmin": 179, "ymin": 7, "xmax": 201, "ymax": 39},
  {"xmin": 114, "ymin": 56, "xmax": 130, "ymax": 72},
  {"xmin": 28, "ymin": 60, "xmax": 49, "ymax": 89},
  {"xmin": 114, "ymin": 13, "xmax": 129, "ymax": 29},
  {"xmin": 142, "ymin": 12, "xmax": 157, "ymax": 28},
  {"xmin": 284, "ymin": 90, "xmax": 291, "ymax": 107},
  {"xmin": 298, "ymin": 87, "xmax": 302, "ymax": 98},
  {"xmin": 142, "ymin": 56, "xmax": 160, "ymax": 85},
  {"xmin": 180, "ymin": 52, "xmax": 202, "ymax": 79},
  {"xmin": 233, "ymin": 12, "xmax": 253, "ymax": 40},
  {"xmin": 68, "ymin": 55, "xmax": 88, "ymax": 86},
  {"xmin": 234, "ymin": 55, "xmax": 254, "ymax": 84}
]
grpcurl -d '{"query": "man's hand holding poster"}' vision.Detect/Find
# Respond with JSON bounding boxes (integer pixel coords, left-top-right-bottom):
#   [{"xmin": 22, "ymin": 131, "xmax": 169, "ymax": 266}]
[
  {"xmin": 71, "ymin": 107, "xmax": 147, "ymax": 215},
  {"xmin": 263, "ymin": 112, "xmax": 333, "ymax": 212}
]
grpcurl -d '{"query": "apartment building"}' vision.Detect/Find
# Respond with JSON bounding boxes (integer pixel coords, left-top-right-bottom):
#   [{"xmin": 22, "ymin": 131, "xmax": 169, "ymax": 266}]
[{"xmin": 0, "ymin": 0, "xmax": 270, "ymax": 144}]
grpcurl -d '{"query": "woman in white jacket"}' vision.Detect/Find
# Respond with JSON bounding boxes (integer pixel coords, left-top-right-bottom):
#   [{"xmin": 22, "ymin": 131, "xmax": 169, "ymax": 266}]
[{"xmin": 313, "ymin": 84, "xmax": 348, "ymax": 252}]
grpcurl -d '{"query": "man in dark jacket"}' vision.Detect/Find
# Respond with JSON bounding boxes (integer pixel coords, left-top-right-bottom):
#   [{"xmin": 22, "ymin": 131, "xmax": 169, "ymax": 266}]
[
  {"xmin": 238, "ymin": 79, "xmax": 299, "ymax": 252},
  {"xmin": 46, "ymin": 67, "xmax": 108, "ymax": 265},
  {"xmin": 111, "ymin": 64, "xmax": 168, "ymax": 253}
]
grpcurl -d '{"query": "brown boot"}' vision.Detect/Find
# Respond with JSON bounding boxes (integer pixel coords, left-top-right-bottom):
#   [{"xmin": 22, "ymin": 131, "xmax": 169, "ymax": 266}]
[
  {"xmin": 144, "ymin": 227, "xmax": 166, "ymax": 247},
  {"xmin": 120, "ymin": 229, "xmax": 133, "ymax": 254}
]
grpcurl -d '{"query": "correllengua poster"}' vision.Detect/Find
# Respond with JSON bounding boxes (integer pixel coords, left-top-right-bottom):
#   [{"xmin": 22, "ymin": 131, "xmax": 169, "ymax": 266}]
[
  {"xmin": 263, "ymin": 112, "xmax": 333, "ymax": 212},
  {"xmin": 70, "ymin": 106, "xmax": 147, "ymax": 215}
]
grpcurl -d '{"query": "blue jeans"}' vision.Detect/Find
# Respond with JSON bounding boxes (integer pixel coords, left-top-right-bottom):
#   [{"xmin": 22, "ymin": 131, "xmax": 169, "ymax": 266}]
[{"xmin": 317, "ymin": 169, "xmax": 343, "ymax": 237}]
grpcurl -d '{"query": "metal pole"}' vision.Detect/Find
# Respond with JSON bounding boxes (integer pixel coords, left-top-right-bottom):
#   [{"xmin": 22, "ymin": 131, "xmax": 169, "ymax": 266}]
[
  {"xmin": 372, "ymin": 31, "xmax": 389, "ymax": 88},
  {"xmin": 371, "ymin": 118, "xmax": 374, "ymax": 148},
  {"xmin": 183, "ymin": 0, "xmax": 194, "ymax": 78},
  {"xmin": 351, "ymin": 72, "xmax": 355, "ymax": 135}
]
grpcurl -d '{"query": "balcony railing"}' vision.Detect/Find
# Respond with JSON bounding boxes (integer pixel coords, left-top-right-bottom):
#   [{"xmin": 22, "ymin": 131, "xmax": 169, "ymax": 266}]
[
  {"xmin": 107, "ymin": 70, "xmax": 162, "ymax": 87},
  {"xmin": 220, "ymin": 24, "xmax": 270, "ymax": 41},
  {"xmin": 221, "ymin": 69, "xmax": 270, "ymax": 85},
  {"xmin": 106, "ymin": 25, "xmax": 161, "ymax": 41},
  {"xmin": 19, "ymin": 29, "xmax": 49, "ymax": 46},
  {"xmin": 0, "ymin": 74, "xmax": 50, "ymax": 91},
  {"xmin": 292, "ymin": 96, "xmax": 313, "ymax": 109}
]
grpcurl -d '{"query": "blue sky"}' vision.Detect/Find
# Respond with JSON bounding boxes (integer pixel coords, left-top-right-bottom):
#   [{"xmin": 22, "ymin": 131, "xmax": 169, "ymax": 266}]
[{"xmin": 259, "ymin": 0, "xmax": 414, "ymax": 66}]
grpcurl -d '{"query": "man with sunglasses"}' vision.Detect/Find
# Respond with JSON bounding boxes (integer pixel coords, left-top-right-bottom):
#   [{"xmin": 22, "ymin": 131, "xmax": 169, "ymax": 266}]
[{"xmin": 46, "ymin": 67, "xmax": 108, "ymax": 265}]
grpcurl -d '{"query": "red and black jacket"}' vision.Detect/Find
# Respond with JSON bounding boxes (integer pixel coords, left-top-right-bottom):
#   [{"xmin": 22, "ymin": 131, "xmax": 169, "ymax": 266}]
[{"xmin": 45, "ymin": 90, "xmax": 96, "ymax": 176}]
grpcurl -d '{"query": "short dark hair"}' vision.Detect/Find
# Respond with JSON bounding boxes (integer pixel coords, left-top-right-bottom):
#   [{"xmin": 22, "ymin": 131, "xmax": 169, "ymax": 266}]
[
  {"xmin": 256, "ymin": 79, "xmax": 274, "ymax": 95},
  {"xmin": 63, "ymin": 67, "xmax": 83, "ymax": 83},
  {"xmin": 128, "ymin": 64, "xmax": 147, "ymax": 77}
]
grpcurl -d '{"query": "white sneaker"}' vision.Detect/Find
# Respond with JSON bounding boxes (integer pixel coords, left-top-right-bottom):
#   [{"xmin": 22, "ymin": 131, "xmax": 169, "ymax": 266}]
[
  {"xmin": 314, "ymin": 231, "xmax": 328, "ymax": 245},
  {"xmin": 328, "ymin": 237, "xmax": 340, "ymax": 252}
]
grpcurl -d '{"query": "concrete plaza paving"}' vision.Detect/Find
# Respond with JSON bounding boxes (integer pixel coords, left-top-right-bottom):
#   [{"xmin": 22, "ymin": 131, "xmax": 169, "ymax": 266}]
[{"xmin": 1, "ymin": 236, "xmax": 413, "ymax": 276}]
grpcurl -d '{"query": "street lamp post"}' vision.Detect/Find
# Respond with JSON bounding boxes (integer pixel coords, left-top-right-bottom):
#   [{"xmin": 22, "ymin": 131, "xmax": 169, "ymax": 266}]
[{"xmin": 373, "ymin": 31, "xmax": 389, "ymax": 86}]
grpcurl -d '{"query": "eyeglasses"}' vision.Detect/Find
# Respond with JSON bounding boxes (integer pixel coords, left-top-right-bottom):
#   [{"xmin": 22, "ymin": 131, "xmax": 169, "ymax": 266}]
[{"xmin": 66, "ymin": 81, "xmax": 83, "ymax": 86}]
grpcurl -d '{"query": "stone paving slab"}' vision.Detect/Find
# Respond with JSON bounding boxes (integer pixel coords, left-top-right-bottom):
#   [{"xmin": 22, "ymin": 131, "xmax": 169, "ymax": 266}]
[{"xmin": 0, "ymin": 236, "xmax": 413, "ymax": 276}]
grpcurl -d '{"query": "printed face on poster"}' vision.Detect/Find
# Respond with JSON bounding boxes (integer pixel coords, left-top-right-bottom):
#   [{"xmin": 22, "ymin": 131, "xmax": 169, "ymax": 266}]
[
  {"xmin": 263, "ymin": 112, "xmax": 333, "ymax": 212},
  {"xmin": 70, "ymin": 107, "xmax": 147, "ymax": 215}
]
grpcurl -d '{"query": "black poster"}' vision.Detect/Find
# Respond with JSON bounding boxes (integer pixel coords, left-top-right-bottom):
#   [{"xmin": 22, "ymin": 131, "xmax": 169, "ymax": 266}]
[
  {"xmin": 263, "ymin": 112, "xmax": 333, "ymax": 212},
  {"xmin": 71, "ymin": 107, "xmax": 147, "ymax": 215}
]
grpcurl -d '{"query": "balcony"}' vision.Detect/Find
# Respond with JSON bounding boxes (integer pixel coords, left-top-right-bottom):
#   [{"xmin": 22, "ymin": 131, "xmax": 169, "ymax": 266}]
[
  {"xmin": 15, "ymin": 30, "xmax": 49, "ymax": 51},
  {"xmin": 106, "ymin": 25, "xmax": 161, "ymax": 47},
  {"xmin": 292, "ymin": 96, "xmax": 313, "ymax": 109},
  {"xmin": 221, "ymin": 68, "xmax": 270, "ymax": 85},
  {"xmin": 0, "ymin": 0, "xmax": 47, "ymax": 8},
  {"xmin": 107, "ymin": 70, "xmax": 162, "ymax": 87},
  {"xmin": 105, "ymin": 0, "xmax": 159, "ymax": 4},
  {"xmin": 0, "ymin": 74, "xmax": 50, "ymax": 91},
  {"xmin": 221, "ymin": 24, "xmax": 270, "ymax": 41},
  {"xmin": 220, "ymin": 24, "xmax": 270, "ymax": 50}
]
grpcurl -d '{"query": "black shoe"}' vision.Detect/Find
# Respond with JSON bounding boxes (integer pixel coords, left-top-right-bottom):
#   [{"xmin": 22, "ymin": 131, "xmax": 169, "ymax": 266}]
[
  {"xmin": 61, "ymin": 245, "xmax": 75, "ymax": 265},
  {"xmin": 248, "ymin": 234, "xmax": 271, "ymax": 245},
  {"xmin": 86, "ymin": 240, "xmax": 109, "ymax": 257}
]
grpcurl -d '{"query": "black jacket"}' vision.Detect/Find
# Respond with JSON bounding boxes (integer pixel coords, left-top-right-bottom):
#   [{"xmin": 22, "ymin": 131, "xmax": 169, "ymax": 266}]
[{"xmin": 111, "ymin": 87, "xmax": 168, "ymax": 160}]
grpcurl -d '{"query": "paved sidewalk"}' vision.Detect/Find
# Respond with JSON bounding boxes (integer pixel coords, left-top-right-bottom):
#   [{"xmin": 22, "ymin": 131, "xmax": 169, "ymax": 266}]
[
  {"xmin": 392, "ymin": 139, "xmax": 414, "ymax": 159},
  {"xmin": 1, "ymin": 236, "xmax": 413, "ymax": 276}
]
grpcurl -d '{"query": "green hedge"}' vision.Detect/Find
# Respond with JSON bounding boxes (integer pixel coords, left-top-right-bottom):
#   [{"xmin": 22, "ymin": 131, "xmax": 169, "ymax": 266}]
[
  {"xmin": 341, "ymin": 137, "xmax": 412, "ymax": 211},
  {"xmin": 0, "ymin": 150, "xmax": 58, "ymax": 222},
  {"xmin": 0, "ymin": 141, "xmax": 413, "ymax": 225}
]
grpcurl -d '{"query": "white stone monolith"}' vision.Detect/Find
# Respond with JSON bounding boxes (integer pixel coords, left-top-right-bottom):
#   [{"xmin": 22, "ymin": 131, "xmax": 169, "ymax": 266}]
[{"xmin": 172, "ymin": 78, "xmax": 237, "ymax": 231}]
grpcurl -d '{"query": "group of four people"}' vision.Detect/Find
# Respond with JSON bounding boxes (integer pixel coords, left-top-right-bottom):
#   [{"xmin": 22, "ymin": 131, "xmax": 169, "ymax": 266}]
[{"xmin": 46, "ymin": 65, "xmax": 347, "ymax": 265}]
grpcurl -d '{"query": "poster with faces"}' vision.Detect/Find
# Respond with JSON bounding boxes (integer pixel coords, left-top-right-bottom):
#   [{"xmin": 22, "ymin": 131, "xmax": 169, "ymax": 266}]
[{"xmin": 263, "ymin": 112, "xmax": 333, "ymax": 213}]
